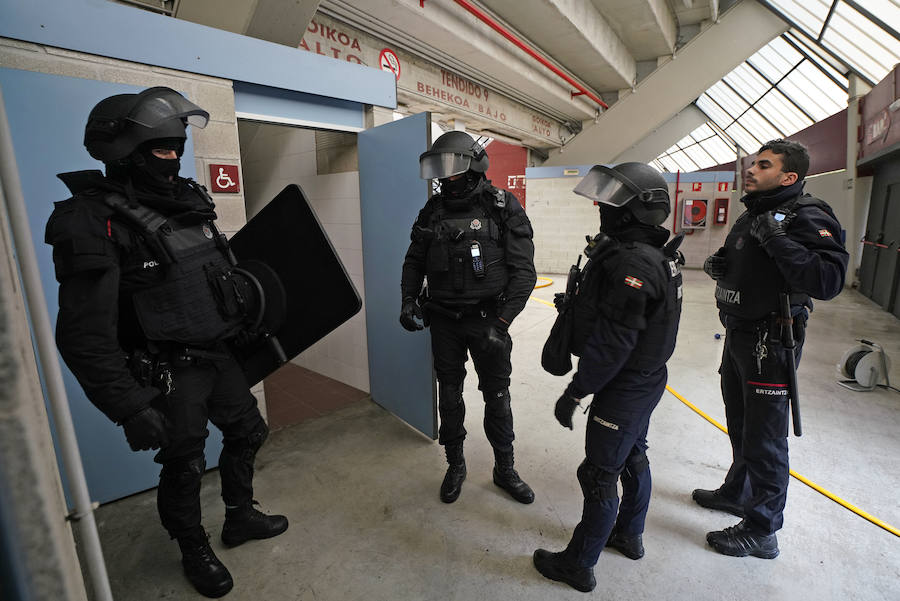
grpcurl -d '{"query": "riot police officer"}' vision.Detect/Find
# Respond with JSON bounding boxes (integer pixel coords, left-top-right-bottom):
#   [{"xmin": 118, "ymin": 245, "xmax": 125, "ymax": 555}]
[
  {"xmin": 693, "ymin": 139, "xmax": 847, "ymax": 558},
  {"xmin": 46, "ymin": 87, "xmax": 288, "ymax": 598},
  {"xmin": 533, "ymin": 162, "xmax": 683, "ymax": 592},
  {"xmin": 400, "ymin": 131, "xmax": 537, "ymax": 505}
]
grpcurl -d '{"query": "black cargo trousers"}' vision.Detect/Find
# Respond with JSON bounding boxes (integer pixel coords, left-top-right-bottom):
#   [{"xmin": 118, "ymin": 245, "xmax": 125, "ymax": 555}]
[{"xmin": 152, "ymin": 347, "xmax": 268, "ymax": 540}]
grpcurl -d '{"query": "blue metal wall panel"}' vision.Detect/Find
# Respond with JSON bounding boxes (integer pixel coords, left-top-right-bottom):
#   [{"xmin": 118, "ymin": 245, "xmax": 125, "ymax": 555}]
[
  {"xmin": 1, "ymin": 0, "xmax": 396, "ymax": 109},
  {"xmin": 358, "ymin": 113, "xmax": 436, "ymax": 438},
  {"xmin": 0, "ymin": 68, "xmax": 223, "ymax": 504}
]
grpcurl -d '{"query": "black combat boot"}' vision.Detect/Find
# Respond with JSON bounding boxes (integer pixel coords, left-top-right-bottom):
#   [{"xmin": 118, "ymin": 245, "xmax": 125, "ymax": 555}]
[
  {"xmin": 440, "ymin": 442, "xmax": 466, "ymax": 503},
  {"xmin": 178, "ymin": 528, "xmax": 233, "ymax": 598},
  {"xmin": 706, "ymin": 519, "xmax": 779, "ymax": 559},
  {"xmin": 532, "ymin": 548, "xmax": 596, "ymax": 593},
  {"xmin": 221, "ymin": 500, "xmax": 289, "ymax": 547},
  {"xmin": 492, "ymin": 448, "xmax": 534, "ymax": 504},
  {"xmin": 692, "ymin": 488, "xmax": 744, "ymax": 517},
  {"xmin": 605, "ymin": 529, "xmax": 644, "ymax": 560}
]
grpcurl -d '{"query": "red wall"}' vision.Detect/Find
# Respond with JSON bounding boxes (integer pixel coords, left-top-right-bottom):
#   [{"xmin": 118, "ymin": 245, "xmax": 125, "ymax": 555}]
[
  {"xmin": 484, "ymin": 140, "xmax": 527, "ymax": 208},
  {"xmin": 859, "ymin": 64, "xmax": 900, "ymax": 161}
]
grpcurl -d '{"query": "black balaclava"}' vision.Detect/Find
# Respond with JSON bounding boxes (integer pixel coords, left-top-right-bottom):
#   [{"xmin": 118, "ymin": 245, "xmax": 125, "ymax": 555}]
[
  {"xmin": 441, "ymin": 171, "xmax": 484, "ymax": 211},
  {"xmin": 126, "ymin": 137, "xmax": 184, "ymax": 195},
  {"xmin": 599, "ymin": 204, "xmax": 668, "ymax": 247},
  {"xmin": 598, "ymin": 204, "xmax": 631, "ymax": 235}
]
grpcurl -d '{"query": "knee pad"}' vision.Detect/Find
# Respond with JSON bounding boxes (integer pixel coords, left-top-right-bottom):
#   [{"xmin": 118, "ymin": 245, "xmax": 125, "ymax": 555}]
[
  {"xmin": 160, "ymin": 455, "xmax": 206, "ymax": 485},
  {"xmin": 223, "ymin": 418, "xmax": 269, "ymax": 459},
  {"xmin": 624, "ymin": 451, "xmax": 649, "ymax": 479},
  {"xmin": 577, "ymin": 459, "xmax": 619, "ymax": 501},
  {"xmin": 483, "ymin": 388, "xmax": 511, "ymax": 418},
  {"xmin": 439, "ymin": 382, "xmax": 464, "ymax": 410}
]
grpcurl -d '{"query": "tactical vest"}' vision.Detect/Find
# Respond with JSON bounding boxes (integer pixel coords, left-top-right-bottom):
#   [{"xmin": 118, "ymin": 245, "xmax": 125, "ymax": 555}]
[
  {"xmin": 424, "ymin": 191, "xmax": 509, "ymax": 302},
  {"xmin": 570, "ymin": 242, "xmax": 682, "ymax": 372},
  {"xmin": 104, "ymin": 192, "xmax": 251, "ymax": 345},
  {"xmin": 716, "ymin": 195, "xmax": 829, "ymax": 321}
]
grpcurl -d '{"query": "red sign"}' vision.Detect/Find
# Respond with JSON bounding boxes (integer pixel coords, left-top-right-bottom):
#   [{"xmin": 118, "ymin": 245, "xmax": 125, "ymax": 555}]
[
  {"xmin": 379, "ymin": 48, "xmax": 401, "ymax": 80},
  {"xmin": 692, "ymin": 182, "xmax": 702, "ymax": 192},
  {"xmin": 718, "ymin": 182, "xmax": 729, "ymax": 192},
  {"xmin": 209, "ymin": 164, "xmax": 240, "ymax": 193}
]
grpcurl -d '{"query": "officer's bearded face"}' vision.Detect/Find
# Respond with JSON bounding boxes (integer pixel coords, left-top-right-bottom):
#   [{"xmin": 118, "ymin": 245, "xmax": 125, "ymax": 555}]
[{"xmin": 745, "ymin": 150, "xmax": 798, "ymax": 194}]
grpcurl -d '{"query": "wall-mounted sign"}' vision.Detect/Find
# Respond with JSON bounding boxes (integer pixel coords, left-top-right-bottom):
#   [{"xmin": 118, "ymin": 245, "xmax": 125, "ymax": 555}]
[
  {"xmin": 209, "ymin": 164, "xmax": 240, "ymax": 193},
  {"xmin": 297, "ymin": 14, "xmax": 567, "ymax": 147},
  {"xmin": 718, "ymin": 182, "xmax": 729, "ymax": 192},
  {"xmin": 379, "ymin": 48, "xmax": 401, "ymax": 79},
  {"xmin": 692, "ymin": 182, "xmax": 703, "ymax": 192}
]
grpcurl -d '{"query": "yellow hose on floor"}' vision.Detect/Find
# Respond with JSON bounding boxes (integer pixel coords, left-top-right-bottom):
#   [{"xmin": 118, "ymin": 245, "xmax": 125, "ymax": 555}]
[
  {"xmin": 534, "ymin": 277, "xmax": 553, "ymax": 289},
  {"xmin": 665, "ymin": 385, "xmax": 900, "ymax": 538}
]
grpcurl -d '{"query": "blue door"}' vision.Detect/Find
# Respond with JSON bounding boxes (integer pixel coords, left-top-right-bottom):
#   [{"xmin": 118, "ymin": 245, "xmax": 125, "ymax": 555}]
[
  {"xmin": 0, "ymin": 69, "xmax": 222, "ymax": 504},
  {"xmin": 358, "ymin": 113, "xmax": 437, "ymax": 438}
]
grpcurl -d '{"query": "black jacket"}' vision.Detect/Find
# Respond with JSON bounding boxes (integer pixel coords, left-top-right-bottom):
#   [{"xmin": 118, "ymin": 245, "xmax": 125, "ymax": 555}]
[
  {"xmin": 401, "ymin": 183, "xmax": 536, "ymax": 324},
  {"xmin": 45, "ymin": 171, "xmax": 218, "ymax": 423}
]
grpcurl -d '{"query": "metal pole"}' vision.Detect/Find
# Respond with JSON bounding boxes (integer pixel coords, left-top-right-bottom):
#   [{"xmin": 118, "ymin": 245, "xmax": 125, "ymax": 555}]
[{"xmin": 0, "ymin": 85, "xmax": 114, "ymax": 601}]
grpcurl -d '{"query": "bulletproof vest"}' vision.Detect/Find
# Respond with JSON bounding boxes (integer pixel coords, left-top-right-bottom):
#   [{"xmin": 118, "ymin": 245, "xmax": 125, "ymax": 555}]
[
  {"xmin": 570, "ymin": 242, "xmax": 681, "ymax": 372},
  {"xmin": 716, "ymin": 195, "xmax": 828, "ymax": 321},
  {"xmin": 103, "ymin": 193, "xmax": 250, "ymax": 345},
  {"xmin": 424, "ymin": 189, "xmax": 509, "ymax": 302}
]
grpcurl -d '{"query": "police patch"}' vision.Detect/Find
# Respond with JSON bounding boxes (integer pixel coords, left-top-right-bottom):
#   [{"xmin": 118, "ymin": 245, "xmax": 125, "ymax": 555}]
[
  {"xmin": 624, "ymin": 275, "xmax": 643, "ymax": 289},
  {"xmin": 202, "ymin": 223, "xmax": 214, "ymax": 239},
  {"xmin": 818, "ymin": 229, "xmax": 832, "ymax": 237},
  {"xmin": 470, "ymin": 218, "xmax": 482, "ymax": 231}
]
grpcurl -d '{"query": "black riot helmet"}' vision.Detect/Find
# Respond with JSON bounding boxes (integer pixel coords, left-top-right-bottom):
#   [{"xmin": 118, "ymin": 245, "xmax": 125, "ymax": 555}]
[
  {"xmin": 573, "ymin": 162, "xmax": 670, "ymax": 227},
  {"xmin": 84, "ymin": 86, "xmax": 209, "ymax": 163},
  {"xmin": 419, "ymin": 131, "xmax": 489, "ymax": 180}
]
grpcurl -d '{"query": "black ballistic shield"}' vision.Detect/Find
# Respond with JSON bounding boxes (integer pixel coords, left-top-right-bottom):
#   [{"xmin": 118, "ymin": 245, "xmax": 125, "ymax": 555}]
[
  {"xmin": 779, "ymin": 293, "xmax": 802, "ymax": 436},
  {"xmin": 229, "ymin": 184, "xmax": 362, "ymax": 386}
]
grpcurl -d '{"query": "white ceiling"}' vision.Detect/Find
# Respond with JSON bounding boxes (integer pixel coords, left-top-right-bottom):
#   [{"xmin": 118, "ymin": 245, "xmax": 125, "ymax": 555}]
[{"xmin": 168, "ymin": 0, "xmax": 867, "ymax": 167}]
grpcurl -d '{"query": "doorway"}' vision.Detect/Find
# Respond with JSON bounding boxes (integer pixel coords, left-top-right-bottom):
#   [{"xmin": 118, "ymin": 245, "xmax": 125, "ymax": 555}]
[{"xmin": 237, "ymin": 121, "xmax": 369, "ymax": 430}]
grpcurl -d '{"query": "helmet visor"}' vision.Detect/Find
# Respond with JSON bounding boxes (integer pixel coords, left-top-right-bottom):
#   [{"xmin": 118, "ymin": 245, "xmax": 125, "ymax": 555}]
[
  {"xmin": 420, "ymin": 152, "xmax": 472, "ymax": 180},
  {"xmin": 572, "ymin": 165, "xmax": 639, "ymax": 207},
  {"xmin": 127, "ymin": 88, "xmax": 209, "ymax": 130}
]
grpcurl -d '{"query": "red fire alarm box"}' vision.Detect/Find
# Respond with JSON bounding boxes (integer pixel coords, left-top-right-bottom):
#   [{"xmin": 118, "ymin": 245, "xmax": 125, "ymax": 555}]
[{"xmin": 714, "ymin": 197, "xmax": 729, "ymax": 225}]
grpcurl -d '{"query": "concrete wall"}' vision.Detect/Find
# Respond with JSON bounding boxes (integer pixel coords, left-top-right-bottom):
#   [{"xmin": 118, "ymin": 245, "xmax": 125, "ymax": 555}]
[
  {"xmin": 526, "ymin": 167, "xmax": 738, "ymax": 273},
  {"xmin": 239, "ymin": 122, "xmax": 370, "ymax": 392},
  {"xmin": 526, "ymin": 175, "xmax": 601, "ymax": 274},
  {"xmin": 0, "ymin": 176, "xmax": 87, "ymax": 600}
]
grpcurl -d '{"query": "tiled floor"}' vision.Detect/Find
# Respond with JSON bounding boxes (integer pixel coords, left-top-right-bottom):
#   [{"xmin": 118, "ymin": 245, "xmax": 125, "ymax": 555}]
[{"xmin": 263, "ymin": 362, "xmax": 369, "ymax": 430}]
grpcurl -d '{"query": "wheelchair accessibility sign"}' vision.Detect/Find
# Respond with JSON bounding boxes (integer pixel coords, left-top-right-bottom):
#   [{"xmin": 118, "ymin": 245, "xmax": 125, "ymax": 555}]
[{"xmin": 209, "ymin": 164, "xmax": 241, "ymax": 193}]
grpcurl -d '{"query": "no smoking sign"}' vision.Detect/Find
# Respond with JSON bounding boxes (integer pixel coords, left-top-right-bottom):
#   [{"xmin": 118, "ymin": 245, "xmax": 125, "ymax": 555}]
[{"xmin": 379, "ymin": 48, "xmax": 401, "ymax": 80}]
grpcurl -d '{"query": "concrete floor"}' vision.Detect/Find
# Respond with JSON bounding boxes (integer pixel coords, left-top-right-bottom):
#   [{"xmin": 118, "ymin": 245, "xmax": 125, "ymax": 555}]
[{"xmin": 93, "ymin": 269, "xmax": 900, "ymax": 601}]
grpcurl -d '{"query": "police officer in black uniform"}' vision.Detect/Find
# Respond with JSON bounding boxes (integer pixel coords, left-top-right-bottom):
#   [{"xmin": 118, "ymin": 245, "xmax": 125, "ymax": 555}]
[
  {"xmin": 533, "ymin": 162, "xmax": 683, "ymax": 593},
  {"xmin": 400, "ymin": 131, "xmax": 537, "ymax": 505},
  {"xmin": 46, "ymin": 87, "xmax": 288, "ymax": 598},
  {"xmin": 693, "ymin": 139, "xmax": 848, "ymax": 558}
]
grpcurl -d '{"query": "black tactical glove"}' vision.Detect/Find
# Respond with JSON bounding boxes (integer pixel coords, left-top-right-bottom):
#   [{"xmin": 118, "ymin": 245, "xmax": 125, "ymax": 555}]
[
  {"xmin": 554, "ymin": 393, "xmax": 580, "ymax": 430},
  {"xmin": 399, "ymin": 297, "xmax": 424, "ymax": 331},
  {"xmin": 122, "ymin": 406, "xmax": 169, "ymax": 451},
  {"xmin": 481, "ymin": 318, "xmax": 509, "ymax": 354},
  {"xmin": 750, "ymin": 212, "xmax": 787, "ymax": 246},
  {"xmin": 702, "ymin": 253, "xmax": 727, "ymax": 280},
  {"xmin": 553, "ymin": 292, "xmax": 567, "ymax": 312}
]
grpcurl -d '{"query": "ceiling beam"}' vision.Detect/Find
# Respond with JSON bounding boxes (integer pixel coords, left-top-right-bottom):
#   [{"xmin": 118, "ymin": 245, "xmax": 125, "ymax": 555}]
[{"xmin": 543, "ymin": 0, "xmax": 788, "ymax": 165}]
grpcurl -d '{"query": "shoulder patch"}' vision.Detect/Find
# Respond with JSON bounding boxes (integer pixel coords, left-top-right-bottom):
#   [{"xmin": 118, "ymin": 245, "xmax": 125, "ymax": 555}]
[
  {"xmin": 624, "ymin": 275, "xmax": 644, "ymax": 289},
  {"xmin": 818, "ymin": 229, "xmax": 833, "ymax": 237}
]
